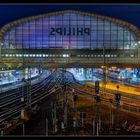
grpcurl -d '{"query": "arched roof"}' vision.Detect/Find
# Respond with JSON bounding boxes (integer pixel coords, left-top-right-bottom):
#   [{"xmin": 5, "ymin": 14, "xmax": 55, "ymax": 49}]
[
  {"xmin": 0, "ymin": 10, "xmax": 140, "ymax": 49},
  {"xmin": 0, "ymin": 10, "xmax": 140, "ymax": 39}
]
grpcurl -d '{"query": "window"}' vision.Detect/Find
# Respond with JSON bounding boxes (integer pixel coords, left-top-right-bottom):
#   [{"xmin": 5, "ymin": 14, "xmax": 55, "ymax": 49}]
[{"xmin": 1, "ymin": 12, "xmax": 138, "ymax": 51}]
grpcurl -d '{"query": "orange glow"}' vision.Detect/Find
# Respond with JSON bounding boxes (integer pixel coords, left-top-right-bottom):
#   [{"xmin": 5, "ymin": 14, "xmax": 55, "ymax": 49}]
[
  {"xmin": 125, "ymin": 67, "xmax": 131, "ymax": 70},
  {"xmin": 111, "ymin": 66, "xmax": 117, "ymax": 69},
  {"xmin": 51, "ymin": 68, "xmax": 56, "ymax": 72}
]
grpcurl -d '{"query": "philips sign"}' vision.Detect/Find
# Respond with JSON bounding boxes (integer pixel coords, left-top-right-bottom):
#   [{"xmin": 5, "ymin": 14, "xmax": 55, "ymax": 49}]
[{"xmin": 50, "ymin": 27, "xmax": 90, "ymax": 36}]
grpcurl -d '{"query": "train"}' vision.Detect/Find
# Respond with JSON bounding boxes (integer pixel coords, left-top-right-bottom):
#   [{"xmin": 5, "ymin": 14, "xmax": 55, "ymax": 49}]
[{"xmin": 95, "ymin": 68, "xmax": 132, "ymax": 82}]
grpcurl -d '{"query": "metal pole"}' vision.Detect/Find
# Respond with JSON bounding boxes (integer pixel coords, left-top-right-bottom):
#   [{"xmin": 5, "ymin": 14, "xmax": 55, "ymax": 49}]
[
  {"xmin": 103, "ymin": 43, "xmax": 105, "ymax": 95},
  {"xmin": 92, "ymin": 119, "xmax": 95, "ymax": 135},
  {"xmin": 73, "ymin": 117, "xmax": 76, "ymax": 135},
  {"xmin": 99, "ymin": 115, "xmax": 101, "ymax": 132},
  {"xmin": 29, "ymin": 68, "xmax": 31, "ymax": 107},
  {"xmin": 110, "ymin": 102, "xmax": 112, "ymax": 127},
  {"xmin": 0, "ymin": 40, "xmax": 4, "ymax": 93},
  {"xmin": 73, "ymin": 96, "xmax": 75, "ymax": 108},
  {"xmin": 54, "ymin": 103, "xmax": 57, "ymax": 133},
  {"xmin": 112, "ymin": 107, "xmax": 114, "ymax": 126},
  {"xmin": 102, "ymin": 24, "xmax": 107, "ymax": 95},
  {"xmin": 1, "ymin": 130, "xmax": 3, "ymax": 136},
  {"xmin": 97, "ymin": 123, "xmax": 99, "ymax": 136},
  {"xmin": 95, "ymin": 95, "xmax": 100, "ymax": 136},
  {"xmin": 46, "ymin": 118, "xmax": 48, "ymax": 136},
  {"xmin": 82, "ymin": 112, "xmax": 84, "ymax": 127},
  {"xmin": 63, "ymin": 70, "xmax": 67, "ymax": 130},
  {"xmin": 61, "ymin": 121, "xmax": 64, "ymax": 132},
  {"xmin": 72, "ymin": 89, "xmax": 75, "ymax": 108},
  {"xmin": 64, "ymin": 95, "xmax": 67, "ymax": 129},
  {"xmin": 23, "ymin": 123, "xmax": 25, "ymax": 136},
  {"xmin": 0, "ymin": 79, "xmax": 2, "ymax": 95}
]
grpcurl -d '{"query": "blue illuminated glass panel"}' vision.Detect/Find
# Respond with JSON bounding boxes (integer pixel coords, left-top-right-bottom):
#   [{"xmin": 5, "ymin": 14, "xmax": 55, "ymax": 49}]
[{"xmin": 2, "ymin": 12, "xmax": 138, "ymax": 50}]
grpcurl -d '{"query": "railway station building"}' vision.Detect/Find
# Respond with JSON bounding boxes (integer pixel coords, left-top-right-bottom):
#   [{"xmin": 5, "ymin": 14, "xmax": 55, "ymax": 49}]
[{"xmin": 0, "ymin": 10, "xmax": 140, "ymax": 69}]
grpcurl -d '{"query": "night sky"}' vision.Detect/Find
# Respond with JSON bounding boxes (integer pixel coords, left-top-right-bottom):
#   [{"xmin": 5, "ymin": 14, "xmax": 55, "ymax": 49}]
[{"xmin": 0, "ymin": 4, "xmax": 140, "ymax": 28}]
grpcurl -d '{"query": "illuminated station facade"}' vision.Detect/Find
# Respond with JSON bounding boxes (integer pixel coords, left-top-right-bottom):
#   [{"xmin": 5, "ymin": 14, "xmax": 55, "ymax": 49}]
[{"xmin": 0, "ymin": 10, "xmax": 140, "ymax": 81}]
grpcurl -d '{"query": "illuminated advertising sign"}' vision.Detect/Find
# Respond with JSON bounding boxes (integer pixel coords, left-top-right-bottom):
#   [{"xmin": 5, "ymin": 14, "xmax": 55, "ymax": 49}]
[{"xmin": 50, "ymin": 27, "xmax": 90, "ymax": 36}]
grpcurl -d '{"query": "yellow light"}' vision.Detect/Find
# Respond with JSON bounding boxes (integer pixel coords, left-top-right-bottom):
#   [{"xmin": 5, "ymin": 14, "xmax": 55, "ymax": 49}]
[{"xmin": 101, "ymin": 65, "xmax": 106, "ymax": 68}]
